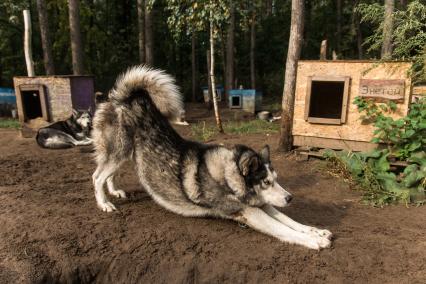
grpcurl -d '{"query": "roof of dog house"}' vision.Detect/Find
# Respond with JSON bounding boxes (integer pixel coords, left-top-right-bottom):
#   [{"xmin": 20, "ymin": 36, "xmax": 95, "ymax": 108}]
[{"xmin": 292, "ymin": 60, "xmax": 412, "ymax": 151}]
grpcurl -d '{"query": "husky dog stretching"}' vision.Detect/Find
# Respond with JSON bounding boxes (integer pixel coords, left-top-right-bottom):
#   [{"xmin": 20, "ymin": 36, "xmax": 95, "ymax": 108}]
[
  {"xmin": 92, "ymin": 66, "xmax": 332, "ymax": 250},
  {"xmin": 36, "ymin": 109, "xmax": 92, "ymax": 149}
]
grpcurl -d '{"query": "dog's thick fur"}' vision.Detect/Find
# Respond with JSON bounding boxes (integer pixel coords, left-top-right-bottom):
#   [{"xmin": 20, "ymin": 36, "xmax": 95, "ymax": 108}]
[
  {"xmin": 92, "ymin": 66, "xmax": 332, "ymax": 250},
  {"xmin": 36, "ymin": 109, "xmax": 92, "ymax": 149}
]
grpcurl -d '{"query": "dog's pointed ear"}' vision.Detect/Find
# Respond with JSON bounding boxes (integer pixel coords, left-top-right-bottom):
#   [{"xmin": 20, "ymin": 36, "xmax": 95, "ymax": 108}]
[
  {"xmin": 72, "ymin": 109, "xmax": 79, "ymax": 118},
  {"xmin": 239, "ymin": 152, "xmax": 259, "ymax": 176},
  {"xmin": 259, "ymin": 145, "xmax": 270, "ymax": 163}
]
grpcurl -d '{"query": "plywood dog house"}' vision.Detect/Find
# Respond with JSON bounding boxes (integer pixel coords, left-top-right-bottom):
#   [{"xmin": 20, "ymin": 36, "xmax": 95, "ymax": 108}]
[
  {"xmin": 13, "ymin": 75, "xmax": 94, "ymax": 136},
  {"xmin": 292, "ymin": 60, "xmax": 412, "ymax": 151},
  {"xmin": 229, "ymin": 89, "xmax": 262, "ymax": 113}
]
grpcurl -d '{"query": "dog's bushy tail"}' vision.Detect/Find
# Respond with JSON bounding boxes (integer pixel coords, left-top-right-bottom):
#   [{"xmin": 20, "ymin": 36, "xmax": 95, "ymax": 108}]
[{"xmin": 109, "ymin": 65, "xmax": 183, "ymax": 119}]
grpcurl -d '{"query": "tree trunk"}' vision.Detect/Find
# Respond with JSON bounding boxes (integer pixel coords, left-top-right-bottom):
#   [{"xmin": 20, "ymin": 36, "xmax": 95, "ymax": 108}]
[
  {"xmin": 225, "ymin": 0, "xmax": 235, "ymax": 100},
  {"xmin": 278, "ymin": 0, "xmax": 304, "ymax": 152},
  {"xmin": 36, "ymin": 0, "xmax": 55, "ymax": 75},
  {"xmin": 336, "ymin": 0, "xmax": 342, "ymax": 55},
  {"xmin": 399, "ymin": 0, "xmax": 407, "ymax": 9},
  {"xmin": 381, "ymin": 0, "xmax": 394, "ymax": 59},
  {"xmin": 191, "ymin": 33, "xmax": 198, "ymax": 102},
  {"xmin": 145, "ymin": 3, "xmax": 154, "ymax": 65},
  {"xmin": 137, "ymin": 0, "xmax": 145, "ymax": 63},
  {"xmin": 266, "ymin": 0, "xmax": 273, "ymax": 16},
  {"xmin": 209, "ymin": 20, "xmax": 224, "ymax": 133},
  {"xmin": 250, "ymin": 13, "xmax": 256, "ymax": 90},
  {"xmin": 23, "ymin": 10, "xmax": 35, "ymax": 77},
  {"xmin": 355, "ymin": 8, "xmax": 363, "ymax": 59},
  {"xmin": 68, "ymin": 0, "xmax": 84, "ymax": 75}
]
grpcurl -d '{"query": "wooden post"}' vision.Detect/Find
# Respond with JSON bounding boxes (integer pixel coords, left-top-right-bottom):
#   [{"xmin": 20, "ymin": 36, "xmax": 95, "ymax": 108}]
[
  {"xmin": 209, "ymin": 15, "xmax": 224, "ymax": 133},
  {"xmin": 320, "ymin": 39, "xmax": 327, "ymax": 60},
  {"xmin": 23, "ymin": 10, "xmax": 35, "ymax": 77}
]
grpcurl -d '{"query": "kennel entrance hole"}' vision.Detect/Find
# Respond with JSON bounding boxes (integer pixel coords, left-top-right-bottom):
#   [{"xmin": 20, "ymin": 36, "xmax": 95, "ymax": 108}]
[
  {"xmin": 17, "ymin": 84, "xmax": 49, "ymax": 123},
  {"xmin": 22, "ymin": 90, "xmax": 43, "ymax": 119},
  {"xmin": 231, "ymin": 95, "xmax": 242, "ymax": 108},
  {"xmin": 304, "ymin": 76, "xmax": 350, "ymax": 125},
  {"xmin": 309, "ymin": 81, "xmax": 344, "ymax": 119}
]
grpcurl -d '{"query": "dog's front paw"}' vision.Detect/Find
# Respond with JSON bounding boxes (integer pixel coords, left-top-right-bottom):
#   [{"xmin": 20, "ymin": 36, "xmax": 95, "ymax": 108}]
[
  {"xmin": 303, "ymin": 236, "xmax": 331, "ymax": 250},
  {"xmin": 317, "ymin": 236, "xmax": 332, "ymax": 249},
  {"xmin": 306, "ymin": 236, "xmax": 332, "ymax": 250},
  {"xmin": 310, "ymin": 228, "xmax": 333, "ymax": 240},
  {"xmin": 98, "ymin": 201, "xmax": 117, "ymax": 212},
  {"xmin": 110, "ymin": 189, "xmax": 127, "ymax": 199}
]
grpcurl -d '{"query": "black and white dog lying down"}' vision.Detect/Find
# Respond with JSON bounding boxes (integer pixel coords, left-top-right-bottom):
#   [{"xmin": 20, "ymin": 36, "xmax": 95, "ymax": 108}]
[{"xmin": 36, "ymin": 109, "xmax": 93, "ymax": 149}]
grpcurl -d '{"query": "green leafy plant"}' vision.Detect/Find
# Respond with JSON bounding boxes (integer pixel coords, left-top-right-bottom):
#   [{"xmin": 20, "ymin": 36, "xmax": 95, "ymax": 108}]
[
  {"xmin": 354, "ymin": 96, "xmax": 426, "ymax": 159},
  {"xmin": 325, "ymin": 97, "xmax": 426, "ymax": 206}
]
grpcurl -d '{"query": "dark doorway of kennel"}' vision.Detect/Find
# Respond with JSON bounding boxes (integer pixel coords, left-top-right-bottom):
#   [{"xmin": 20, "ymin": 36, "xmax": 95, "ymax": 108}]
[
  {"xmin": 17, "ymin": 84, "xmax": 49, "ymax": 122},
  {"xmin": 230, "ymin": 94, "xmax": 242, "ymax": 108},
  {"xmin": 304, "ymin": 76, "xmax": 350, "ymax": 125}
]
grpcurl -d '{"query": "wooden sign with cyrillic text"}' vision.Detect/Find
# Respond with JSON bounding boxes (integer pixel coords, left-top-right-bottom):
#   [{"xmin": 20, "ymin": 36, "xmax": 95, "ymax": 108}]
[{"xmin": 359, "ymin": 79, "xmax": 405, "ymax": 101}]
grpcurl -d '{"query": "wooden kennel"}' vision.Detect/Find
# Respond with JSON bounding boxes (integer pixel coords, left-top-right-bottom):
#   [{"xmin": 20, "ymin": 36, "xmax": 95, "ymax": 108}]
[
  {"xmin": 292, "ymin": 60, "xmax": 412, "ymax": 151},
  {"xmin": 13, "ymin": 75, "xmax": 94, "ymax": 137}
]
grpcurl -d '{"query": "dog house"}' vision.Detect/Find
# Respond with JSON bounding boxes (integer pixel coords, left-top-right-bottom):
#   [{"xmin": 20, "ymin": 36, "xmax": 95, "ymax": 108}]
[
  {"xmin": 229, "ymin": 89, "xmax": 262, "ymax": 114},
  {"xmin": 13, "ymin": 75, "xmax": 94, "ymax": 136},
  {"xmin": 293, "ymin": 60, "xmax": 412, "ymax": 151},
  {"xmin": 202, "ymin": 85, "xmax": 224, "ymax": 103},
  {"xmin": 0, "ymin": 87, "xmax": 16, "ymax": 117}
]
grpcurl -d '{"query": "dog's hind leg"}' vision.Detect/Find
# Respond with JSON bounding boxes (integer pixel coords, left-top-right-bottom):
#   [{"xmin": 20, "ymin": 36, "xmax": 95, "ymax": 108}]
[
  {"xmin": 106, "ymin": 175, "xmax": 127, "ymax": 199},
  {"xmin": 93, "ymin": 160, "xmax": 122, "ymax": 212},
  {"xmin": 234, "ymin": 207, "xmax": 331, "ymax": 250},
  {"xmin": 262, "ymin": 204, "xmax": 333, "ymax": 240}
]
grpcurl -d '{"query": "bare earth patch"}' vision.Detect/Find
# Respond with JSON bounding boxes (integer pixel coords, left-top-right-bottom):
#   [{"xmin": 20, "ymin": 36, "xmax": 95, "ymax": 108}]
[{"xmin": 0, "ymin": 105, "xmax": 425, "ymax": 283}]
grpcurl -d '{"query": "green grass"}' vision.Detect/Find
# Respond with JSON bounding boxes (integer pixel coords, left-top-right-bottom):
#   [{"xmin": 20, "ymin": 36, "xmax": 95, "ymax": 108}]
[
  {"xmin": 0, "ymin": 119, "xmax": 20, "ymax": 129},
  {"xmin": 191, "ymin": 119, "xmax": 280, "ymax": 141}
]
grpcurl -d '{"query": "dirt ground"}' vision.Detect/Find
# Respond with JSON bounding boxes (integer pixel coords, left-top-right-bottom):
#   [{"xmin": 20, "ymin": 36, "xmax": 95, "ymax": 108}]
[{"xmin": 0, "ymin": 104, "xmax": 425, "ymax": 283}]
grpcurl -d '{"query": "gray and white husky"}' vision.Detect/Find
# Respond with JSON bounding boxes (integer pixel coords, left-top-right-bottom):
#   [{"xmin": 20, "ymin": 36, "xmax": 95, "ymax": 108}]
[
  {"xmin": 92, "ymin": 66, "xmax": 332, "ymax": 250},
  {"xmin": 36, "ymin": 109, "xmax": 92, "ymax": 149}
]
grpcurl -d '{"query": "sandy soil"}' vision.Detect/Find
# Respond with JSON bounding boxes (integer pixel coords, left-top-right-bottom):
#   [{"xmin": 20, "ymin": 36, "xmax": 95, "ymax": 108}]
[{"xmin": 0, "ymin": 105, "xmax": 425, "ymax": 283}]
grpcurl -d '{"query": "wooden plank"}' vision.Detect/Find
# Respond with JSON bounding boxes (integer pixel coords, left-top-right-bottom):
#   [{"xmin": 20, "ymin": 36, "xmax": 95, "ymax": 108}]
[
  {"xmin": 320, "ymin": 40, "xmax": 327, "ymax": 60},
  {"xmin": 293, "ymin": 135, "xmax": 378, "ymax": 152},
  {"xmin": 304, "ymin": 76, "xmax": 312, "ymax": 121},
  {"xmin": 311, "ymin": 76, "xmax": 348, "ymax": 82},
  {"xmin": 307, "ymin": 117, "xmax": 342, "ymax": 125},
  {"xmin": 359, "ymin": 79, "xmax": 405, "ymax": 100},
  {"xmin": 412, "ymin": 85, "xmax": 426, "ymax": 95},
  {"xmin": 340, "ymin": 77, "xmax": 350, "ymax": 123}
]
